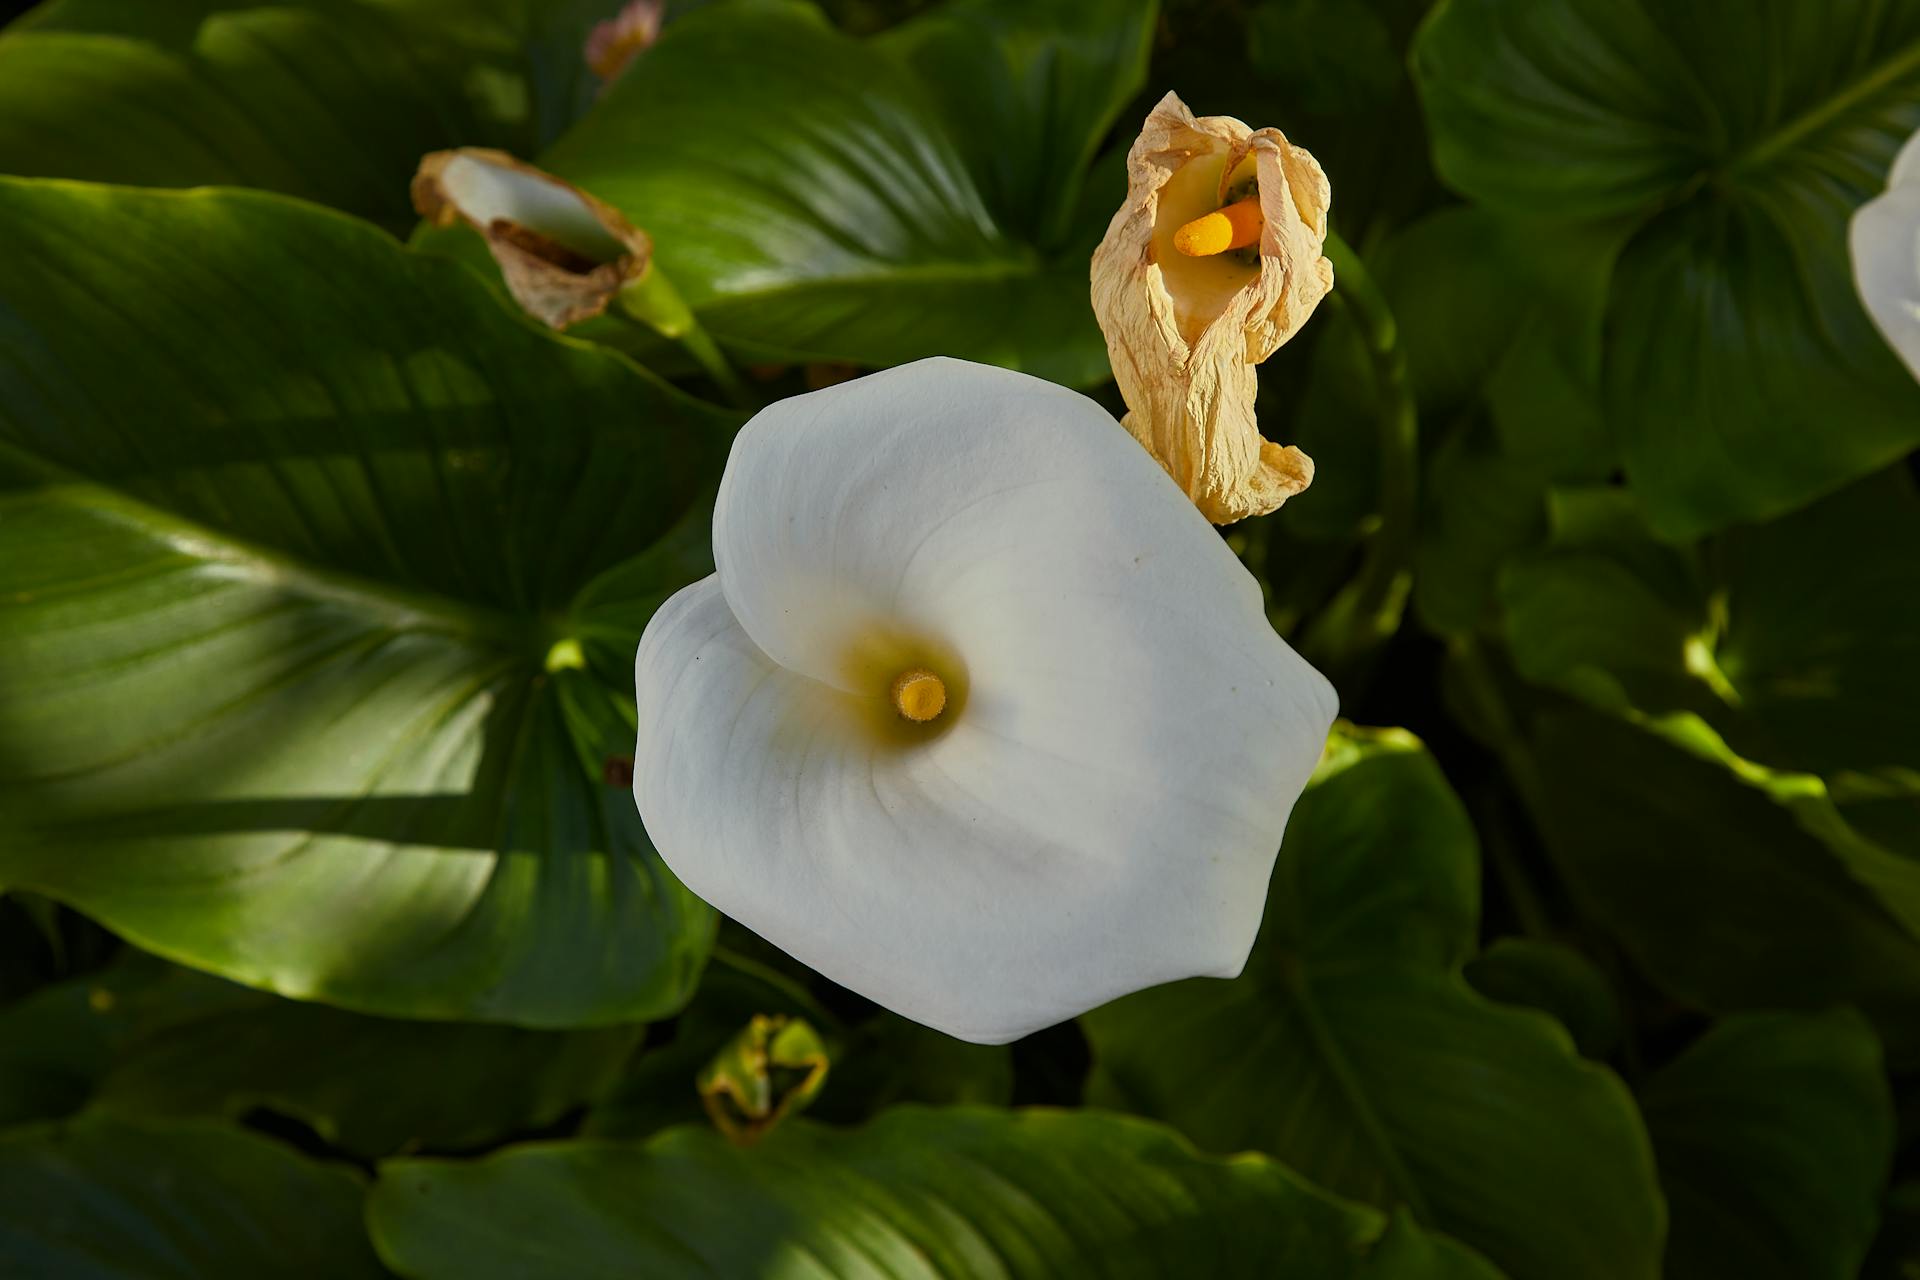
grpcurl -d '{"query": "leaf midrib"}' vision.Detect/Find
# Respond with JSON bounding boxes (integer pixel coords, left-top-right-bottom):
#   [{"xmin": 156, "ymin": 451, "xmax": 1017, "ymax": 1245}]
[
  {"xmin": 1274, "ymin": 827, "xmax": 1435, "ymax": 1223},
  {"xmin": 1726, "ymin": 32, "xmax": 1920, "ymax": 177},
  {"xmin": 1279, "ymin": 963, "xmax": 1436, "ymax": 1223}
]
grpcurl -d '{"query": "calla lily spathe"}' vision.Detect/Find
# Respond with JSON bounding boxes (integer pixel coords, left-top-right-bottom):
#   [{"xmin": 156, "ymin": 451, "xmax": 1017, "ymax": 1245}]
[
  {"xmin": 1852, "ymin": 127, "xmax": 1920, "ymax": 383},
  {"xmin": 633, "ymin": 358, "xmax": 1337, "ymax": 1044}
]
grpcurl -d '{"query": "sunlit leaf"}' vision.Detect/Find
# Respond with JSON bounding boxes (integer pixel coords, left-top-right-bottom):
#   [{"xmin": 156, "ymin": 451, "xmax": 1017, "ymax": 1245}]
[
  {"xmin": 0, "ymin": 178, "xmax": 730, "ymax": 1025},
  {"xmin": 370, "ymin": 1106, "xmax": 1505, "ymax": 1278},
  {"xmin": 523, "ymin": 0, "xmax": 1155, "ymax": 383},
  {"xmin": 0, "ymin": 0, "xmax": 610, "ymax": 230}
]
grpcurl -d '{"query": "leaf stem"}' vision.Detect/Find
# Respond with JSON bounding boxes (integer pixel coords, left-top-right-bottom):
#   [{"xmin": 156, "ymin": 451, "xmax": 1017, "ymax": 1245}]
[
  {"xmin": 617, "ymin": 268, "xmax": 756, "ymax": 410},
  {"xmin": 709, "ymin": 944, "xmax": 843, "ymax": 1034},
  {"xmin": 1299, "ymin": 232, "xmax": 1418, "ymax": 677},
  {"xmin": 1447, "ymin": 637, "xmax": 1551, "ymax": 819}
]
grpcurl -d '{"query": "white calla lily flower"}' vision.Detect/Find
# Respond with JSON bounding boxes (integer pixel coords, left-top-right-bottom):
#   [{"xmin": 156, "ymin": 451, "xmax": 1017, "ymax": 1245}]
[
  {"xmin": 633, "ymin": 358, "xmax": 1337, "ymax": 1044},
  {"xmin": 1851, "ymin": 127, "xmax": 1920, "ymax": 381}
]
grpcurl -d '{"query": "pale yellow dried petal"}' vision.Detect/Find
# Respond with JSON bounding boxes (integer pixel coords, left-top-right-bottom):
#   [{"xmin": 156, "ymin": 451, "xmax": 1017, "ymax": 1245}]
[
  {"xmin": 412, "ymin": 148, "xmax": 652, "ymax": 330},
  {"xmin": 1091, "ymin": 92, "xmax": 1333, "ymax": 524}
]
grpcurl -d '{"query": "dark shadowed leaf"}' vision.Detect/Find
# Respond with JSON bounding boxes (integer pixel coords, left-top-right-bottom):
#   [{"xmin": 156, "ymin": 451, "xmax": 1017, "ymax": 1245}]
[
  {"xmin": 1464, "ymin": 938, "xmax": 1621, "ymax": 1059},
  {"xmin": 1413, "ymin": 0, "xmax": 1920, "ymax": 537},
  {"xmin": 1503, "ymin": 473, "xmax": 1920, "ymax": 939},
  {"xmin": 1083, "ymin": 726, "xmax": 1663, "ymax": 1280},
  {"xmin": 114, "ymin": 964, "xmax": 634, "ymax": 1155},
  {"xmin": 1530, "ymin": 709, "xmax": 1920, "ymax": 1065},
  {"xmin": 0, "ymin": 1114, "xmax": 385, "ymax": 1277},
  {"xmin": 1642, "ymin": 1010, "xmax": 1892, "ymax": 1280}
]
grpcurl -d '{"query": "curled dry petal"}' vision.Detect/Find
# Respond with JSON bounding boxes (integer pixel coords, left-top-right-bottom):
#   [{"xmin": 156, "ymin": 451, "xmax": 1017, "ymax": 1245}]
[
  {"xmin": 1091, "ymin": 92, "xmax": 1334, "ymax": 524},
  {"xmin": 412, "ymin": 148, "xmax": 651, "ymax": 330},
  {"xmin": 1851, "ymin": 126, "xmax": 1920, "ymax": 384},
  {"xmin": 633, "ymin": 358, "xmax": 1337, "ymax": 1044}
]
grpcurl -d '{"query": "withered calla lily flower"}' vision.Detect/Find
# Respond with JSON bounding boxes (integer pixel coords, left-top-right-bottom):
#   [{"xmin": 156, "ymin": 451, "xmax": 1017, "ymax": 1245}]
[
  {"xmin": 1091, "ymin": 92, "xmax": 1334, "ymax": 524},
  {"xmin": 585, "ymin": 0, "xmax": 665, "ymax": 84},
  {"xmin": 411, "ymin": 148, "xmax": 651, "ymax": 330}
]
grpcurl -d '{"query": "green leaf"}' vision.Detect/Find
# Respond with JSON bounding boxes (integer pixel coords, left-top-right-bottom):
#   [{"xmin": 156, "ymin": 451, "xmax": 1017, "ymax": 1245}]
[
  {"xmin": 874, "ymin": 0, "xmax": 1152, "ymax": 250},
  {"xmin": 1412, "ymin": 0, "xmax": 1920, "ymax": 537},
  {"xmin": 1505, "ymin": 469, "xmax": 1920, "ymax": 779},
  {"xmin": 103, "ymin": 967, "xmax": 637, "ymax": 1156},
  {"xmin": 0, "ymin": 178, "xmax": 732, "ymax": 1025},
  {"xmin": 0, "ymin": 951, "xmax": 636, "ymax": 1153},
  {"xmin": 805, "ymin": 1013, "xmax": 1014, "ymax": 1124},
  {"xmin": 1865, "ymin": 1181, "xmax": 1920, "ymax": 1280},
  {"xmin": 1083, "ymin": 726, "xmax": 1664, "ymax": 1280},
  {"xmin": 0, "ymin": 0, "xmax": 609, "ymax": 232},
  {"xmin": 1464, "ymin": 938, "xmax": 1621, "ymax": 1059},
  {"xmin": 1413, "ymin": 432, "xmax": 1552, "ymax": 638},
  {"xmin": 0, "ymin": 1114, "xmax": 385, "ymax": 1277},
  {"xmin": 531, "ymin": 0, "xmax": 1152, "ymax": 384},
  {"xmin": 0, "ymin": 967, "xmax": 130, "ymax": 1130},
  {"xmin": 370, "ymin": 1106, "xmax": 1505, "ymax": 1278},
  {"xmin": 1501, "ymin": 473, "xmax": 1920, "ymax": 938},
  {"xmin": 1340, "ymin": 207, "xmax": 1616, "ymax": 637},
  {"xmin": 1641, "ymin": 1010, "xmax": 1893, "ymax": 1280},
  {"xmin": 1247, "ymin": 0, "xmax": 1399, "ymax": 118},
  {"xmin": 1529, "ymin": 708, "xmax": 1920, "ymax": 1064}
]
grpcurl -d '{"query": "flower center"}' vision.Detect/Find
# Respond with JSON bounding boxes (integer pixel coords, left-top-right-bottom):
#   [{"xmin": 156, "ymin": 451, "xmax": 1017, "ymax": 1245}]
[
  {"xmin": 889, "ymin": 667, "xmax": 948, "ymax": 722},
  {"xmin": 1173, "ymin": 195, "xmax": 1263, "ymax": 257}
]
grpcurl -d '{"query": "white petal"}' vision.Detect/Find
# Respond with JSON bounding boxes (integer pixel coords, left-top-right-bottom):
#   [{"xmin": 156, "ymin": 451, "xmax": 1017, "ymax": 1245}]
[
  {"xmin": 1852, "ymin": 127, "xmax": 1920, "ymax": 383},
  {"xmin": 638, "ymin": 359, "xmax": 1336, "ymax": 1043}
]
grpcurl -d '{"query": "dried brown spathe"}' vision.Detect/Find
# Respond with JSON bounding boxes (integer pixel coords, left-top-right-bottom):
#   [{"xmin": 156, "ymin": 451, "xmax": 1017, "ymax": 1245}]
[
  {"xmin": 1091, "ymin": 92, "xmax": 1334, "ymax": 524},
  {"xmin": 412, "ymin": 148, "xmax": 651, "ymax": 330}
]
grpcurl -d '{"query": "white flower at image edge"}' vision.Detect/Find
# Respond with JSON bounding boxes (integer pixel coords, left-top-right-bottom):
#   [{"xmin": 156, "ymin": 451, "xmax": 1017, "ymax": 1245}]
[
  {"xmin": 1852, "ymin": 126, "xmax": 1920, "ymax": 381},
  {"xmin": 633, "ymin": 359, "xmax": 1337, "ymax": 1044}
]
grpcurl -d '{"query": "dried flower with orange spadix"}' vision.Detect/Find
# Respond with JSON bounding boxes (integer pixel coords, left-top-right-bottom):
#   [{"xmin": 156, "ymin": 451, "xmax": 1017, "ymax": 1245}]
[{"xmin": 1092, "ymin": 92, "xmax": 1334, "ymax": 525}]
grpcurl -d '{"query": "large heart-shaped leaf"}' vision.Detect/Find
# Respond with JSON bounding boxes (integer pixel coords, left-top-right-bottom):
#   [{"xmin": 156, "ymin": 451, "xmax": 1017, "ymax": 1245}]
[
  {"xmin": 530, "ymin": 0, "xmax": 1153, "ymax": 384},
  {"xmin": 0, "ymin": 0, "xmax": 612, "ymax": 231},
  {"xmin": 0, "ymin": 953, "xmax": 641, "ymax": 1155},
  {"xmin": 369, "ymin": 1106, "xmax": 1504, "ymax": 1278},
  {"xmin": 0, "ymin": 1114, "xmax": 385, "ymax": 1277},
  {"xmin": 1412, "ymin": 0, "xmax": 1920, "ymax": 538},
  {"xmin": 1641, "ymin": 1010, "xmax": 1892, "ymax": 1280},
  {"xmin": 0, "ymin": 178, "xmax": 732, "ymax": 1025},
  {"xmin": 1082, "ymin": 727, "xmax": 1664, "ymax": 1280}
]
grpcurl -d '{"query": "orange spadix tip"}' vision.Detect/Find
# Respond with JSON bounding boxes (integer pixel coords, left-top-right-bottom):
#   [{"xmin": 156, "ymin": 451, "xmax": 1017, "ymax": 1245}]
[{"xmin": 1173, "ymin": 196, "xmax": 1264, "ymax": 257}]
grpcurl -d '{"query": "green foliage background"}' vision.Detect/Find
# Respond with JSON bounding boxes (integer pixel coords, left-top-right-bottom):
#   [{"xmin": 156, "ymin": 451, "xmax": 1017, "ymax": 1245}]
[{"xmin": 0, "ymin": 0, "xmax": 1916, "ymax": 1275}]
